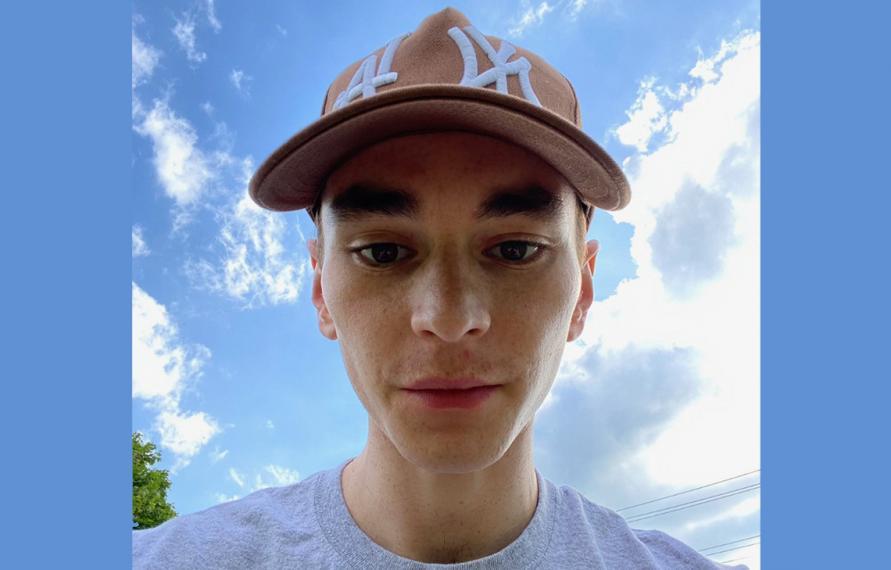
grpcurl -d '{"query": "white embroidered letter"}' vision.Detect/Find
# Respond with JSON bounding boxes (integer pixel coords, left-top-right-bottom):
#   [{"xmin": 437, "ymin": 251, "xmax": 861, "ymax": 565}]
[
  {"xmin": 447, "ymin": 25, "xmax": 541, "ymax": 106},
  {"xmin": 333, "ymin": 33, "xmax": 410, "ymax": 110}
]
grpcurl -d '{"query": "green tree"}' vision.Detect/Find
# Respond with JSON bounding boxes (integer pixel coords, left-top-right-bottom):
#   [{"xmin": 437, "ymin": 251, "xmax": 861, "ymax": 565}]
[{"xmin": 132, "ymin": 432, "xmax": 177, "ymax": 530}]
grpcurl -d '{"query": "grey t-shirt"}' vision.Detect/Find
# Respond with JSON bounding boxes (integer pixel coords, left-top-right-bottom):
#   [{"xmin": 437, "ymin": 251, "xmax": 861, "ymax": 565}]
[{"xmin": 133, "ymin": 459, "xmax": 748, "ymax": 569}]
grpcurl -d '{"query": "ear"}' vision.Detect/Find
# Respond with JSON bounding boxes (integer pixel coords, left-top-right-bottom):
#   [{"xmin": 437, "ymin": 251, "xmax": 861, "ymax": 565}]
[
  {"xmin": 308, "ymin": 239, "xmax": 338, "ymax": 340},
  {"xmin": 567, "ymin": 239, "xmax": 599, "ymax": 342}
]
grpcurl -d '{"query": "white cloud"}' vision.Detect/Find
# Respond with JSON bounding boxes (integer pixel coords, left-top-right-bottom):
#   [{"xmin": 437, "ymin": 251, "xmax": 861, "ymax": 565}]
[
  {"xmin": 133, "ymin": 98, "xmax": 215, "ymax": 208},
  {"xmin": 614, "ymin": 78, "xmax": 669, "ymax": 152},
  {"xmin": 689, "ymin": 38, "xmax": 736, "ymax": 84},
  {"xmin": 132, "ymin": 282, "xmax": 220, "ymax": 470},
  {"xmin": 209, "ymin": 447, "xmax": 229, "ymax": 463},
  {"xmin": 265, "ymin": 465, "xmax": 300, "ymax": 486},
  {"xmin": 132, "ymin": 31, "xmax": 161, "ymax": 89},
  {"xmin": 537, "ymin": 28, "xmax": 760, "ymax": 545},
  {"xmin": 132, "ymin": 282, "xmax": 207, "ymax": 401},
  {"xmin": 205, "ymin": 0, "xmax": 222, "ymax": 33},
  {"xmin": 266, "ymin": 419, "xmax": 275, "ymax": 430},
  {"xmin": 155, "ymin": 409, "xmax": 220, "ymax": 465},
  {"xmin": 684, "ymin": 494, "xmax": 760, "ymax": 533},
  {"xmin": 568, "ymin": 0, "xmax": 588, "ymax": 19},
  {"xmin": 509, "ymin": 2, "xmax": 554, "ymax": 37},
  {"xmin": 201, "ymin": 101, "xmax": 214, "ymax": 115},
  {"xmin": 229, "ymin": 467, "xmax": 245, "ymax": 488},
  {"xmin": 132, "ymin": 225, "xmax": 150, "ymax": 257},
  {"xmin": 215, "ymin": 493, "xmax": 240, "ymax": 503},
  {"xmin": 253, "ymin": 465, "xmax": 300, "ymax": 490},
  {"xmin": 184, "ymin": 159, "xmax": 308, "ymax": 307},
  {"xmin": 229, "ymin": 69, "xmax": 252, "ymax": 96},
  {"xmin": 173, "ymin": 13, "xmax": 206, "ymax": 64},
  {"xmin": 276, "ymin": 24, "xmax": 288, "ymax": 37}
]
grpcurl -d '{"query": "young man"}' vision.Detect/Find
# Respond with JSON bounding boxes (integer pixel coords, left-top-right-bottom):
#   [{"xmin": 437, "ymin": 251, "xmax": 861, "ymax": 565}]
[{"xmin": 134, "ymin": 8, "xmax": 745, "ymax": 569}]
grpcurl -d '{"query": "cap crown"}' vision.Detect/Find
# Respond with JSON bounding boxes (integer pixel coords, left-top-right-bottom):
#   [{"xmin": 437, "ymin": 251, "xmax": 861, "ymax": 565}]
[{"xmin": 321, "ymin": 7, "xmax": 581, "ymax": 127}]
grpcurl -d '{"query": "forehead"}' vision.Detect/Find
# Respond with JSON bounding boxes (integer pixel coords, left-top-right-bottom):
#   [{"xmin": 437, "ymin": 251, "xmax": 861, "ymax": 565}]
[{"xmin": 320, "ymin": 132, "xmax": 577, "ymax": 222}]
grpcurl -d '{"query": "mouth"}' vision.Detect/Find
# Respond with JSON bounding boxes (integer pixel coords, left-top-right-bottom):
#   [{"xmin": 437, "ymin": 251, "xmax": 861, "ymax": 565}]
[{"xmin": 402, "ymin": 377, "xmax": 501, "ymax": 410}]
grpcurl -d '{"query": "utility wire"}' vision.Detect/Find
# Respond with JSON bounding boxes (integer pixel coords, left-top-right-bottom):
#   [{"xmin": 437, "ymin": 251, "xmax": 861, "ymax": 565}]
[
  {"xmin": 625, "ymin": 484, "xmax": 759, "ymax": 523},
  {"xmin": 626, "ymin": 485, "xmax": 758, "ymax": 524},
  {"xmin": 717, "ymin": 554, "xmax": 754, "ymax": 565},
  {"xmin": 617, "ymin": 469, "xmax": 760, "ymax": 513},
  {"xmin": 706, "ymin": 541, "xmax": 760, "ymax": 558},
  {"xmin": 698, "ymin": 534, "xmax": 760, "ymax": 554},
  {"xmin": 611, "ymin": 471, "xmax": 761, "ymax": 565}
]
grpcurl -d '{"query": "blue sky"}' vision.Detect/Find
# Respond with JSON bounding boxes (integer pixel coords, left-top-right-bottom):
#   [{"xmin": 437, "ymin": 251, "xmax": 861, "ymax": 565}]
[{"xmin": 132, "ymin": 0, "xmax": 760, "ymax": 566}]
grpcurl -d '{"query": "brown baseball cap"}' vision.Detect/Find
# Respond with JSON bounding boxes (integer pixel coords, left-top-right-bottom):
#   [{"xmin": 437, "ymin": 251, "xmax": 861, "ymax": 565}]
[{"xmin": 249, "ymin": 6, "xmax": 630, "ymax": 216}]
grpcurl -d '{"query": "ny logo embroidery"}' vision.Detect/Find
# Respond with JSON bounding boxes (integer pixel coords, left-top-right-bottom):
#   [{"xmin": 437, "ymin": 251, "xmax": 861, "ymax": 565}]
[
  {"xmin": 447, "ymin": 25, "xmax": 541, "ymax": 107},
  {"xmin": 333, "ymin": 33, "xmax": 410, "ymax": 111}
]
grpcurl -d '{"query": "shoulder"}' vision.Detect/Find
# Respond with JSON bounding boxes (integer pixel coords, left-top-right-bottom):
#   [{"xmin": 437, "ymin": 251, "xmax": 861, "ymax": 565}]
[
  {"xmin": 549, "ymin": 483, "xmax": 747, "ymax": 569},
  {"xmin": 133, "ymin": 473, "xmax": 326, "ymax": 570}
]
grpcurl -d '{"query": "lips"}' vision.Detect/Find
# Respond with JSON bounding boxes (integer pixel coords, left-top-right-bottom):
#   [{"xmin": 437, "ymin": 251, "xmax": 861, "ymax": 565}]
[
  {"xmin": 406, "ymin": 377, "xmax": 494, "ymax": 390},
  {"xmin": 402, "ymin": 377, "xmax": 501, "ymax": 409}
]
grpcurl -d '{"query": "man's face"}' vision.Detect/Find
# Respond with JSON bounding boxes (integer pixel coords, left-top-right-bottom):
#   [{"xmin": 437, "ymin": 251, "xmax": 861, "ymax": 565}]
[{"xmin": 309, "ymin": 132, "xmax": 597, "ymax": 474}]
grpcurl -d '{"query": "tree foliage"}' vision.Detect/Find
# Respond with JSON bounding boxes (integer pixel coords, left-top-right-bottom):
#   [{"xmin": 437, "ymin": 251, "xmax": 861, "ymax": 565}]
[{"xmin": 132, "ymin": 432, "xmax": 177, "ymax": 530}]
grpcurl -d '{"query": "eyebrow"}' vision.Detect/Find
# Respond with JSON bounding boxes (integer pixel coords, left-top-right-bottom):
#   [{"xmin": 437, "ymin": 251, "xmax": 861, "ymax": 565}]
[
  {"xmin": 327, "ymin": 184, "xmax": 564, "ymax": 223},
  {"xmin": 476, "ymin": 185, "xmax": 564, "ymax": 221},
  {"xmin": 327, "ymin": 184, "xmax": 419, "ymax": 222}
]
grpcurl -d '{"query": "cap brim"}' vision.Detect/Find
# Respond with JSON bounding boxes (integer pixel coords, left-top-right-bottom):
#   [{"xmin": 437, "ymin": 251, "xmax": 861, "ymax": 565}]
[{"xmin": 249, "ymin": 85, "xmax": 630, "ymax": 212}]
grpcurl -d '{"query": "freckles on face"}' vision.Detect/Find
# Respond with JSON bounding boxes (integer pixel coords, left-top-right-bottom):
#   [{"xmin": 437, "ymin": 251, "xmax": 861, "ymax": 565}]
[
  {"xmin": 322, "ymin": 261, "xmax": 411, "ymax": 402},
  {"xmin": 317, "ymin": 132, "xmax": 584, "ymax": 470}
]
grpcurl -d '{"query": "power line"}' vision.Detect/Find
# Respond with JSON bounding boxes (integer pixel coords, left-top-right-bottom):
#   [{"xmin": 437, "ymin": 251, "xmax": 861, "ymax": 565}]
[
  {"xmin": 625, "ymin": 484, "xmax": 760, "ymax": 523},
  {"xmin": 706, "ymin": 541, "xmax": 760, "ymax": 558},
  {"xmin": 626, "ymin": 485, "xmax": 758, "ymax": 523},
  {"xmin": 698, "ymin": 534, "xmax": 760, "ymax": 554},
  {"xmin": 717, "ymin": 554, "xmax": 755, "ymax": 565},
  {"xmin": 617, "ymin": 469, "xmax": 760, "ymax": 513}
]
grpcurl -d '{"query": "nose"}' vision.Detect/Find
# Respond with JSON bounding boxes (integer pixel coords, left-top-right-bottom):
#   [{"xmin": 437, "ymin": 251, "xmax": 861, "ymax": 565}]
[{"xmin": 410, "ymin": 252, "xmax": 491, "ymax": 343}]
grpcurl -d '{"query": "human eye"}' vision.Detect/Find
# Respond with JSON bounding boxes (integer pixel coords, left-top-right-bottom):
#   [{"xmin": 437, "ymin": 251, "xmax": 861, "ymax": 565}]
[
  {"xmin": 485, "ymin": 240, "xmax": 547, "ymax": 264},
  {"xmin": 351, "ymin": 243, "xmax": 414, "ymax": 266}
]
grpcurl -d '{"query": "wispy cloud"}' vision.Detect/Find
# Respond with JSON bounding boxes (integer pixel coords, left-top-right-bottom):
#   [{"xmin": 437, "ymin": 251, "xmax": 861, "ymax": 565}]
[
  {"xmin": 132, "ymin": 98, "xmax": 216, "ymax": 209},
  {"xmin": 228, "ymin": 467, "xmax": 245, "ymax": 488},
  {"xmin": 132, "ymin": 282, "xmax": 208, "ymax": 402},
  {"xmin": 184, "ymin": 160, "xmax": 308, "ymax": 308},
  {"xmin": 509, "ymin": 1, "xmax": 555, "ymax": 37},
  {"xmin": 265, "ymin": 419, "xmax": 275, "ymax": 430},
  {"xmin": 537, "ymin": 29, "xmax": 760, "ymax": 542},
  {"xmin": 209, "ymin": 447, "xmax": 229, "ymax": 463},
  {"xmin": 229, "ymin": 69, "xmax": 252, "ymax": 96},
  {"xmin": 613, "ymin": 78, "xmax": 669, "ymax": 152},
  {"xmin": 276, "ymin": 24, "xmax": 288, "ymax": 37},
  {"xmin": 214, "ymin": 493, "xmax": 240, "ymax": 503},
  {"xmin": 214, "ymin": 464, "xmax": 301, "ymax": 505},
  {"xmin": 132, "ymin": 225, "xmax": 150, "ymax": 257},
  {"xmin": 684, "ymin": 494, "xmax": 760, "ymax": 533},
  {"xmin": 201, "ymin": 101, "xmax": 214, "ymax": 116},
  {"xmin": 253, "ymin": 465, "xmax": 300, "ymax": 490},
  {"xmin": 132, "ymin": 31, "xmax": 161, "ymax": 89},
  {"xmin": 155, "ymin": 409, "xmax": 220, "ymax": 468},
  {"xmin": 567, "ymin": 0, "xmax": 588, "ymax": 19},
  {"xmin": 132, "ymin": 90, "xmax": 305, "ymax": 306},
  {"xmin": 205, "ymin": 0, "xmax": 222, "ymax": 33},
  {"xmin": 132, "ymin": 282, "xmax": 221, "ymax": 471},
  {"xmin": 173, "ymin": 13, "xmax": 207, "ymax": 64}
]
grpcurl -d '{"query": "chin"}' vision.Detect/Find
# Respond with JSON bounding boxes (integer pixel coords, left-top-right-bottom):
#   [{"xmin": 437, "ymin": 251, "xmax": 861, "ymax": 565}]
[{"xmin": 386, "ymin": 420, "xmax": 520, "ymax": 475}]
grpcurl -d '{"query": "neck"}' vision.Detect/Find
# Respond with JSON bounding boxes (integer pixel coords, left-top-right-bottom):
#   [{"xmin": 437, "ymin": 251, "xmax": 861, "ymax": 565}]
[{"xmin": 341, "ymin": 420, "xmax": 539, "ymax": 564}]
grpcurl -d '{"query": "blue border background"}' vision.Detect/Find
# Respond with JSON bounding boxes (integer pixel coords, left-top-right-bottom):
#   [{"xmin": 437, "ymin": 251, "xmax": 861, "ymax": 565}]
[
  {"xmin": 2, "ymin": 2, "xmax": 889, "ymax": 567},
  {"xmin": 1, "ymin": 2, "xmax": 131, "ymax": 567},
  {"xmin": 762, "ymin": 1, "xmax": 890, "ymax": 567}
]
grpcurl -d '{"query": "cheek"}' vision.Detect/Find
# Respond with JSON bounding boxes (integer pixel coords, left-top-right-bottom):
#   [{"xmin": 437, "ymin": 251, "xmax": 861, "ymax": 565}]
[
  {"xmin": 480, "ymin": 266, "xmax": 579, "ymax": 414},
  {"xmin": 322, "ymin": 261, "xmax": 409, "ymax": 380},
  {"xmin": 495, "ymin": 263, "xmax": 579, "ymax": 343}
]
